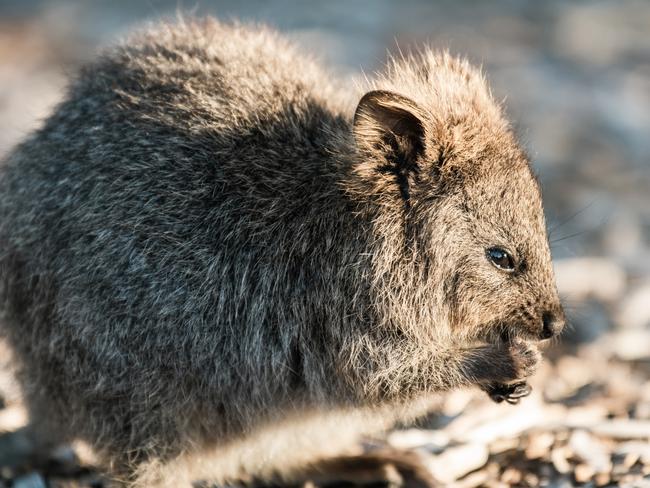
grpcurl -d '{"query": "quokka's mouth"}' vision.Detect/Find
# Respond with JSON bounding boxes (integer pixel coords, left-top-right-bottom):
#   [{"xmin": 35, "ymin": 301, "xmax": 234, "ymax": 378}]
[
  {"xmin": 480, "ymin": 323, "xmax": 539, "ymax": 345},
  {"xmin": 480, "ymin": 323, "xmax": 513, "ymax": 344},
  {"xmin": 492, "ymin": 323, "xmax": 551, "ymax": 345},
  {"xmin": 471, "ymin": 321, "xmax": 542, "ymax": 348}
]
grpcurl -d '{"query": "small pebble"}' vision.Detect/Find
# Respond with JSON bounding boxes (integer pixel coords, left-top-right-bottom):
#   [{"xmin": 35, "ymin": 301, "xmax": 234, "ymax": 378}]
[
  {"xmin": 489, "ymin": 437, "xmax": 519, "ymax": 454},
  {"xmin": 551, "ymin": 446, "xmax": 572, "ymax": 474},
  {"xmin": 12, "ymin": 473, "xmax": 47, "ymax": 488},
  {"xmin": 453, "ymin": 469, "xmax": 489, "ymax": 488},
  {"xmin": 523, "ymin": 473, "xmax": 539, "ymax": 486},
  {"xmin": 594, "ymin": 472, "xmax": 611, "ymax": 486},
  {"xmin": 525, "ymin": 432, "xmax": 554, "ymax": 459},
  {"xmin": 569, "ymin": 430, "xmax": 611, "ymax": 473},
  {"xmin": 574, "ymin": 463, "xmax": 595, "ymax": 483},
  {"xmin": 500, "ymin": 467, "xmax": 521, "ymax": 484},
  {"xmin": 616, "ymin": 441, "xmax": 650, "ymax": 464},
  {"xmin": 426, "ymin": 443, "xmax": 488, "ymax": 483},
  {"xmin": 486, "ymin": 462, "xmax": 501, "ymax": 478}
]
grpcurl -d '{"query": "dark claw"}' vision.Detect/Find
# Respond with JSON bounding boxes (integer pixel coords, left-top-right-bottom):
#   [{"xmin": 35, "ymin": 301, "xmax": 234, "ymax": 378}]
[
  {"xmin": 491, "ymin": 393, "xmax": 506, "ymax": 403},
  {"xmin": 509, "ymin": 382, "xmax": 532, "ymax": 399},
  {"xmin": 484, "ymin": 381, "xmax": 532, "ymax": 404}
]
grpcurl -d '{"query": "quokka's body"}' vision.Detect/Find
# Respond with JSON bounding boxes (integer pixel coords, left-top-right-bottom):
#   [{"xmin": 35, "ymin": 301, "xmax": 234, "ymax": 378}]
[{"xmin": 0, "ymin": 18, "xmax": 563, "ymax": 486}]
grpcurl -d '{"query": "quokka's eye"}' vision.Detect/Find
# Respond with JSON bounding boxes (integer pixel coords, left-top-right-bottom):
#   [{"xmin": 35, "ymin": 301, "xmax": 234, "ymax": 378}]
[{"xmin": 486, "ymin": 247, "xmax": 515, "ymax": 272}]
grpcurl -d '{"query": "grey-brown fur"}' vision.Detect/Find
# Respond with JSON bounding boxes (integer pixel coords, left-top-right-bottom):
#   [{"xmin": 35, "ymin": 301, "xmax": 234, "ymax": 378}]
[{"xmin": 0, "ymin": 18, "xmax": 564, "ymax": 486}]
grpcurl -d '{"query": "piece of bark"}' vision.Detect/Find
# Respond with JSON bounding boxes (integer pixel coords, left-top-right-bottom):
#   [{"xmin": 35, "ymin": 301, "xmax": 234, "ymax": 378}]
[{"xmin": 424, "ymin": 444, "xmax": 488, "ymax": 483}]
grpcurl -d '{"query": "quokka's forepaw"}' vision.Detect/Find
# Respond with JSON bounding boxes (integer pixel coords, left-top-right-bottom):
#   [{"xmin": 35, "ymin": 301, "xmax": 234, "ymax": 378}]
[
  {"xmin": 479, "ymin": 339, "xmax": 539, "ymax": 404},
  {"xmin": 483, "ymin": 380, "xmax": 532, "ymax": 404},
  {"xmin": 509, "ymin": 339, "xmax": 541, "ymax": 380}
]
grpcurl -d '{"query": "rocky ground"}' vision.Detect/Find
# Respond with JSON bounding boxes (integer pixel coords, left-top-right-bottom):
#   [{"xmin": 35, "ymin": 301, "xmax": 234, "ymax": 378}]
[
  {"xmin": 1, "ymin": 319, "xmax": 649, "ymax": 487},
  {"xmin": 0, "ymin": 1, "xmax": 648, "ymax": 487}
]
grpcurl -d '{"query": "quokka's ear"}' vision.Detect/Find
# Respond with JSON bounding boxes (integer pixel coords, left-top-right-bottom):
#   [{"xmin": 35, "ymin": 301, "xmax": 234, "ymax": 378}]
[{"xmin": 353, "ymin": 90, "xmax": 426, "ymax": 168}]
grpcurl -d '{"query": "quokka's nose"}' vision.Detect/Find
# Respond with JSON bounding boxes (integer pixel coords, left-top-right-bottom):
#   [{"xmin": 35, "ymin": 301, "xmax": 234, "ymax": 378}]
[{"xmin": 541, "ymin": 310, "xmax": 564, "ymax": 339}]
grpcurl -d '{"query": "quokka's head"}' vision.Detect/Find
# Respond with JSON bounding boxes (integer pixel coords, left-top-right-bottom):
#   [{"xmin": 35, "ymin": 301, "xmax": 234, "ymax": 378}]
[{"xmin": 352, "ymin": 51, "xmax": 564, "ymax": 344}]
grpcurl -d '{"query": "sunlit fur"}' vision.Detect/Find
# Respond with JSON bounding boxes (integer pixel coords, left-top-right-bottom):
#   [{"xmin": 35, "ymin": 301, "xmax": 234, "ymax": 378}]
[{"xmin": 0, "ymin": 18, "xmax": 562, "ymax": 486}]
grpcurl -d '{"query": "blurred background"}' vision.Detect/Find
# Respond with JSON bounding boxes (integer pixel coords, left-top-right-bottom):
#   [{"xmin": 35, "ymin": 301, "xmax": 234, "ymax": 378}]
[{"xmin": 0, "ymin": 1, "xmax": 649, "ymax": 487}]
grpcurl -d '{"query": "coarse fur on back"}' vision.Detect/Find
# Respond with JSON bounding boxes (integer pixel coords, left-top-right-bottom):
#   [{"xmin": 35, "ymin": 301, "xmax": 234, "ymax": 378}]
[{"xmin": 0, "ymin": 17, "xmax": 564, "ymax": 486}]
